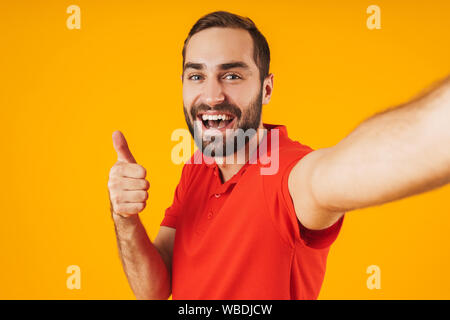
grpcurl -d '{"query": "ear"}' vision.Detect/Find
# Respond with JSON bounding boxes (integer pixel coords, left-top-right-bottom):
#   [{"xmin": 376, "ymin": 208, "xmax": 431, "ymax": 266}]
[{"xmin": 262, "ymin": 73, "xmax": 274, "ymax": 105}]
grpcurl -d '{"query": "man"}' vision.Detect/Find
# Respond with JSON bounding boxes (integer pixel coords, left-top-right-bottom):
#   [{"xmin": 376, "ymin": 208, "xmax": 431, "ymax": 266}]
[{"xmin": 108, "ymin": 11, "xmax": 450, "ymax": 299}]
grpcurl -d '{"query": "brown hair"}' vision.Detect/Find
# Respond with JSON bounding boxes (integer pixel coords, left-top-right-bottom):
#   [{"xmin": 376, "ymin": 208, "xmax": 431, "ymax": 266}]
[{"xmin": 182, "ymin": 11, "xmax": 270, "ymax": 85}]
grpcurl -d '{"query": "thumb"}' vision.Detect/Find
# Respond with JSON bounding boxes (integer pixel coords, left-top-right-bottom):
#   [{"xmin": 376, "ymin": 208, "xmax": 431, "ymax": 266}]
[{"xmin": 112, "ymin": 130, "xmax": 136, "ymax": 163}]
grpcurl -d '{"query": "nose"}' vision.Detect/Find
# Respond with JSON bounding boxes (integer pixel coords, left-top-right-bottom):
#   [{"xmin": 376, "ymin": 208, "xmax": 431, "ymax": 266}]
[{"xmin": 203, "ymin": 77, "xmax": 225, "ymax": 106}]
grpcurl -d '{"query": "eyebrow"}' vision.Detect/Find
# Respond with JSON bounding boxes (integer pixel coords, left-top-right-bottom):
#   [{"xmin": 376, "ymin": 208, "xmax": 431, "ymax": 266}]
[{"xmin": 183, "ymin": 61, "xmax": 250, "ymax": 73}]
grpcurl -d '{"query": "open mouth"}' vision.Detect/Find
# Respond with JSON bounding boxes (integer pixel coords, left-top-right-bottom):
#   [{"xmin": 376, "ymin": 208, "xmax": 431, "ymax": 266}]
[{"xmin": 197, "ymin": 112, "xmax": 236, "ymax": 130}]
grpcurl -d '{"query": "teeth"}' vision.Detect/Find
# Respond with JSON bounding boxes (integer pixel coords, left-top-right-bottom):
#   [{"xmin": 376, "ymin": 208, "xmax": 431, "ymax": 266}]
[{"xmin": 201, "ymin": 114, "xmax": 232, "ymax": 121}]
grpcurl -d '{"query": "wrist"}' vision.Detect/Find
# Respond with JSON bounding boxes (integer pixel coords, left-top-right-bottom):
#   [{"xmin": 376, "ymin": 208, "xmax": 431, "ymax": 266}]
[{"xmin": 111, "ymin": 209, "xmax": 140, "ymax": 225}]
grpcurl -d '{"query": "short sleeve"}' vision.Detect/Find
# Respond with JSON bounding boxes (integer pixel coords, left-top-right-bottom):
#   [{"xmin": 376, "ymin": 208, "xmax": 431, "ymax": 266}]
[
  {"xmin": 281, "ymin": 153, "xmax": 345, "ymax": 249},
  {"xmin": 297, "ymin": 214, "xmax": 344, "ymax": 249},
  {"xmin": 160, "ymin": 164, "xmax": 190, "ymax": 229}
]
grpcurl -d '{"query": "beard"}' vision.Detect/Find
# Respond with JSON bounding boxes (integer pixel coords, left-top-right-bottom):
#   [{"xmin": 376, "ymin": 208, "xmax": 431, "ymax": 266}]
[{"xmin": 183, "ymin": 86, "xmax": 263, "ymax": 158}]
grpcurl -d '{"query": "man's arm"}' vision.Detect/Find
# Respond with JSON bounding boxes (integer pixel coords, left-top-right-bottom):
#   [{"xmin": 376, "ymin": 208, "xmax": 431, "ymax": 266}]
[
  {"xmin": 289, "ymin": 75, "xmax": 450, "ymax": 230},
  {"xmin": 112, "ymin": 214, "xmax": 174, "ymax": 299},
  {"xmin": 108, "ymin": 131, "xmax": 174, "ymax": 299}
]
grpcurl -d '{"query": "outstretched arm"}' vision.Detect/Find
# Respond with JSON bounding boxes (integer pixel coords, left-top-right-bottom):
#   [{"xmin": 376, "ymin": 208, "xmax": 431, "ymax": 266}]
[{"xmin": 289, "ymin": 75, "xmax": 450, "ymax": 230}]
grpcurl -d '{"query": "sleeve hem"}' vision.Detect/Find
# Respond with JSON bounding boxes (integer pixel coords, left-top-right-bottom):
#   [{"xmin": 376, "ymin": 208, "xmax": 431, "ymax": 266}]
[
  {"xmin": 297, "ymin": 214, "xmax": 345, "ymax": 249},
  {"xmin": 160, "ymin": 213, "xmax": 178, "ymax": 229}
]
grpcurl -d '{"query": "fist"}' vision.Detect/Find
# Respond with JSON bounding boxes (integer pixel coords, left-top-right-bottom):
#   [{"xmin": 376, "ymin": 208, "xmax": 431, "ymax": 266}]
[{"xmin": 108, "ymin": 131, "xmax": 150, "ymax": 218}]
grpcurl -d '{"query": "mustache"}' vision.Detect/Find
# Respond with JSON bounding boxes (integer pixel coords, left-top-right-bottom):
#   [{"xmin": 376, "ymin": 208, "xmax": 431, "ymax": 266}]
[{"xmin": 190, "ymin": 102, "xmax": 242, "ymax": 121}]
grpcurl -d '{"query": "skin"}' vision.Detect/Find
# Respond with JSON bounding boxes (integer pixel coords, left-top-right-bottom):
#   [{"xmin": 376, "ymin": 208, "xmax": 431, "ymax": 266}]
[
  {"xmin": 108, "ymin": 26, "xmax": 450, "ymax": 299},
  {"xmin": 182, "ymin": 27, "xmax": 274, "ymax": 181}
]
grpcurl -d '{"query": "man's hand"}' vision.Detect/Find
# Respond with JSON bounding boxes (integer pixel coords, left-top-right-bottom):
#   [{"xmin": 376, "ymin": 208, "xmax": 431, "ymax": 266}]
[{"xmin": 108, "ymin": 131, "xmax": 150, "ymax": 218}]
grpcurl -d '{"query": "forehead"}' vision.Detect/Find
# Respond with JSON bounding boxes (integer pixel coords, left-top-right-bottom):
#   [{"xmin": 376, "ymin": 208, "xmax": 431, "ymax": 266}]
[{"xmin": 184, "ymin": 27, "xmax": 255, "ymax": 69}]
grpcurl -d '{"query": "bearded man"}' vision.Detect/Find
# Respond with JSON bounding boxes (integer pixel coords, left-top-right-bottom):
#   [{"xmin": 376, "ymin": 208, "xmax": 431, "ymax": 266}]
[{"xmin": 107, "ymin": 11, "xmax": 450, "ymax": 299}]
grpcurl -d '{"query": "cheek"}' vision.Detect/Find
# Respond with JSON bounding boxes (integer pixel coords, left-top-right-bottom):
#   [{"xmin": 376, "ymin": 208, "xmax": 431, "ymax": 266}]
[
  {"xmin": 183, "ymin": 87, "xmax": 198, "ymax": 109},
  {"xmin": 227, "ymin": 83, "xmax": 258, "ymax": 105},
  {"xmin": 226, "ymin": 86, "xmax": 242, "ymax": 99}
]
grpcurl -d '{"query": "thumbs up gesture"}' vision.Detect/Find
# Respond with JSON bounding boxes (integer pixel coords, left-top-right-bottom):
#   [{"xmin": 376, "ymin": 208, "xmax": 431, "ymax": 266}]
[{"xmin": 108, "ymin": 131, "xmax": 149, "ymax": 218}]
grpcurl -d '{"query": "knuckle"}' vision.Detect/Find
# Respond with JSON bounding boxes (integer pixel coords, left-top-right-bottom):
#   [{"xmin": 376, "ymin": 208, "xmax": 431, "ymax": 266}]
[
  {"xmin": 111, "ymin": 192, "xmax": 120, "ymax": 203},
  {"xmin": 107, "ymin": 178, "xmax": 117, "ymax": 190},
  {"xmin": 110, "ymin": 163, "xmax": 123, "ymax": 177},
  {"xmin": 112, "ymin": 202, "xmax": 121, "ymax": 213},
  {"xmin": 109, "ymin": 167, "xmax": 116, "ymax": 178}
]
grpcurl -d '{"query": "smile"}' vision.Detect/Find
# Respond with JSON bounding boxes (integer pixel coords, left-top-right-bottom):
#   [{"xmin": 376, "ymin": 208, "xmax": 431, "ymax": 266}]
[{"xmin": 197, "ymin": 112, "xmax": 236, "ymax": 131}]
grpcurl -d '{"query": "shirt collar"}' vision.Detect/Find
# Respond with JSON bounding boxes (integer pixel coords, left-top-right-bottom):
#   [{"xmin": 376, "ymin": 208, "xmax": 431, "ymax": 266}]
[
  {"xmin": 204, "ymin": 123, "xmax": 288, "ymax": 189},
  {"xmin": 204, "ymin": 123, "xmax": 287, "ymax": 167}
]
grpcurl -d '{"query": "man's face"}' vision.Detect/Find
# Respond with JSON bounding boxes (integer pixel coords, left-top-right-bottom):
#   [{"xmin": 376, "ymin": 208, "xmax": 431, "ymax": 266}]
[{"xmin": 182, "ymin": 27, "xmax": 265, "ymax": 157}]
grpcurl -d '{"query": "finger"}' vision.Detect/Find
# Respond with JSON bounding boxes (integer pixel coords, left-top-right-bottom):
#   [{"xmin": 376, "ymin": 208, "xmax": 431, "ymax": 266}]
[
  {"xmin": 120, "ymin": 178, "xmax": 150, "ymax": 191},
  {"xmin": 108, "ymin": 177, "xmax": 149, "ymax": 192},
  {"xmin": 112, "ymin": 130, "xmax": 136, "ymax": 164},
  {"xmin": 110, "ymin": 163, "xmax": 147, "ymax": 179},
  {"xmin": 114, "ymin": 202, "xmax": 146, "ymax": 215},
  {"xmin": 120, "ymin": 190, "xmax": 148, "ymax": 203}
]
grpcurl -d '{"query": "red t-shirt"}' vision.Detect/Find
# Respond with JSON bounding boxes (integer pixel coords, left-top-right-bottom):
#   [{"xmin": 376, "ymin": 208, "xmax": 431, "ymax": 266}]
[{"xmin": 161, "ymin": 124, "xmax": 344, "ymax": 299}]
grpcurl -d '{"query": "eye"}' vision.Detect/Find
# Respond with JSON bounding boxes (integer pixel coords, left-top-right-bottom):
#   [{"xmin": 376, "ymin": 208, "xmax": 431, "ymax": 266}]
[
  {"xmin": 224, "ymin": 73, "xmax": 241, "ymax": 80},
  {"xmin": 188, "ymin": 74, "xmax": 203, "ymax": 81}
]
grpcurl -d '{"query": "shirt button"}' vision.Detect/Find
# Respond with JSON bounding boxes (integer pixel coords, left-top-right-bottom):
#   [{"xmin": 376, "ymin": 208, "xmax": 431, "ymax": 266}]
[
  {"xmin": 214, "ymin": 193, "xmax": 221, "ymax": 198},
  {"xmin": 207, "ymin": 211, "xmax": 213, "ymax": 219}
]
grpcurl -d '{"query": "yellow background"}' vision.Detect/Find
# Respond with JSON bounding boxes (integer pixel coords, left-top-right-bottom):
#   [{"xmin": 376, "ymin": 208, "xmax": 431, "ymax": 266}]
[{"xmin": 1, "ymin": 0, "xmax": 449, "ymax": 299}]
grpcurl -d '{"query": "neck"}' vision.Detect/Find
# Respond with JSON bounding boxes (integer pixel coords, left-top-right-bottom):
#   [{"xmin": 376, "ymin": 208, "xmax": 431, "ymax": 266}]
[{"xmin": 216, "ymin": 122, "xmax": 266, "ymax": 183}]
